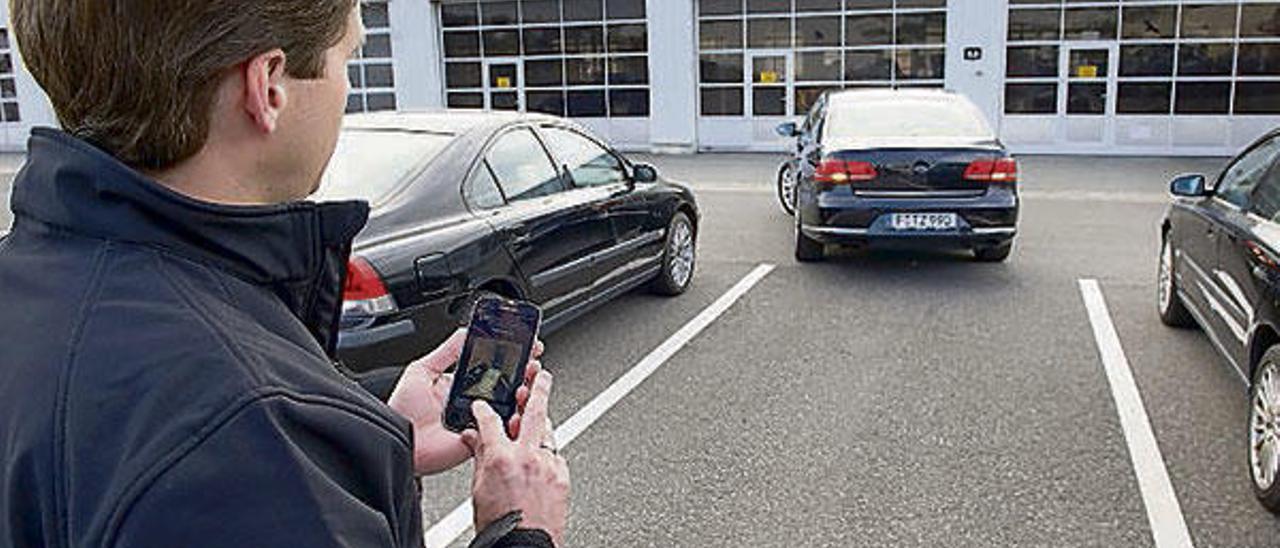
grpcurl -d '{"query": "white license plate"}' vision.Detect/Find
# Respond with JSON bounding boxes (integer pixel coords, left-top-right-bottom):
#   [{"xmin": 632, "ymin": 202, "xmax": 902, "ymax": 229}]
[{"xmin": 890, "ymin": 213, "xmax": 958, "ymax": 231}]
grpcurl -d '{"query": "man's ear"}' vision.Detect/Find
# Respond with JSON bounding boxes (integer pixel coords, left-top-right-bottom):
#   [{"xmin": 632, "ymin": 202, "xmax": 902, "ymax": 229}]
[{"xmin": 243, "ymin": 49, "xmax": 288, "ymax": 134}]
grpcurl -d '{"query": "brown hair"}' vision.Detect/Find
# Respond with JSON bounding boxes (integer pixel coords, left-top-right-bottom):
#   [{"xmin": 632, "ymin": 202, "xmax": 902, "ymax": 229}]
[{"xmin": 10, "ymin": 0, "xmax": 357, "ymax": 169}]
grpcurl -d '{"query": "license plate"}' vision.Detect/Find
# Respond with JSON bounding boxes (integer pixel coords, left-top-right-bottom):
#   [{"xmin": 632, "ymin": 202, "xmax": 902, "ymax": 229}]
[{"xmin": 890, "ymin": 213, "xmax": 958, "ymax": 231}]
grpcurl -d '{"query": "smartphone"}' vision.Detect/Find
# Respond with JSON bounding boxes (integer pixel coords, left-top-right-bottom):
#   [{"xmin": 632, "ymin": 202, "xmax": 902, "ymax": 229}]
[{"xmin": 443, "ymin": 296, "xmax": 542, "ymax": 433}]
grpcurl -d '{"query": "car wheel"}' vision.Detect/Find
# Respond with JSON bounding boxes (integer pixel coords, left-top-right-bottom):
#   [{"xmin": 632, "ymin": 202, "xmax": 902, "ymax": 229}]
[
  {"xmin": 795, "ymin": 215, "xmax": 824, "ymax": 262},
  {"xmin": 973, "ymin": 242, "xmax": 1013, "ymax": 262},
  {"xmin": 1157, "ymin": 237, "xmax": 1195, "ymax": 328},
  {"xmin": 777, "ymin": 162, "xmax": 797, "ymax": 216},
  {"xmin": 649, "ymin": 212, "xmax": 696, "ymax": 296},
  {"xmin": 1250, "ymin": 350, "xmax": 1280, "ymax": 514}
]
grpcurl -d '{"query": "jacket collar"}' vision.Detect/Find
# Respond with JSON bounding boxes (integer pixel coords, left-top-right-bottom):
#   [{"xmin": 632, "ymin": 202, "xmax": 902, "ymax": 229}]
[{"xmin": 10, "ymin": 127, "xmax": 370, "ymax": 356}]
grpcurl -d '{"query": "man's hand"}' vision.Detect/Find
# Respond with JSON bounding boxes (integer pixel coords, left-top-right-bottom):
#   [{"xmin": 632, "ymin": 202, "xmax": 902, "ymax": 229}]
[
  {"xmin": 387, "ymin": 329, "xmax": 543, "ymax": 476},
  {"xmin": 462, "ymin": 371, "xmax": 570, "ymax": 546}
]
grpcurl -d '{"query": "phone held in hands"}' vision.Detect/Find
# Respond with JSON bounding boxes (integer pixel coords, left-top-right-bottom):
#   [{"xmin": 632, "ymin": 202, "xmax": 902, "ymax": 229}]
[{"xmin": 444, "ymin": 296, "xmax": 542, "ymax": 433}]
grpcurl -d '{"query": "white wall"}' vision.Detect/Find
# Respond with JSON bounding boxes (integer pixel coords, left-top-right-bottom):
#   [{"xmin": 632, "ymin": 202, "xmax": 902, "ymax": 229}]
[
  {"xmin": 396, "ymin": 0, "xmax": 445, "ymax": 110},
  {"xmin": 0, "ymin": 1, "xmax": 57, "ymax": 152},
  {"xmin": 645, "ymin": 0, "xmax": 698, "ymax": 153},
  {"xmin": 943, "ymin": 0, "xmax": 1006, "ymax": 133}
]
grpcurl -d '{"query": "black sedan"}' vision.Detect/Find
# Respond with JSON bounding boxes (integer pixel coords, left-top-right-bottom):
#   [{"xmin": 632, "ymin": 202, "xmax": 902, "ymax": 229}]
[
  {"xmin": 778, "ymin": 90, "xmax": 1019, "ymax": 262},
  {"xmin": 315, "ymin": 111, "xmax": 699, "ymax": 372},
  {"xmin": 1159, "ymin": 129, "xmax": 1280, "ymax": 512}
]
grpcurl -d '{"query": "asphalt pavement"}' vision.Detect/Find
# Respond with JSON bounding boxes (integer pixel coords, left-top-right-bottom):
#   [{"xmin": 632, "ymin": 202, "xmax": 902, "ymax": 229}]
[{"xmin": 5, "ymin": 152, "xmax": 1277, "ymax": 546}]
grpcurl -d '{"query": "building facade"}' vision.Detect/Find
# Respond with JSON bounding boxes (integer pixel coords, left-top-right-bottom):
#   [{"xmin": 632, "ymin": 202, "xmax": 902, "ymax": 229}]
[{"xmin": 3, "ymin": 0, "xmax": 1280, "ymax": 156}]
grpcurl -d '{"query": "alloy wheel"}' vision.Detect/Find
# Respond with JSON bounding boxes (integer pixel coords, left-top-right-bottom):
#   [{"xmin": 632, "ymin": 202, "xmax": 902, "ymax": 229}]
[
  {"xmin": 669, "ymin": 220, "xmax": 695, "ymax": 288},
  {"xmin": 1158, "ymin": 239, "xmax": 1174, "ymax": 313},
  {"xmin": 1252, "ymin": 362, "xmax": 1280, "ymax": 491}
]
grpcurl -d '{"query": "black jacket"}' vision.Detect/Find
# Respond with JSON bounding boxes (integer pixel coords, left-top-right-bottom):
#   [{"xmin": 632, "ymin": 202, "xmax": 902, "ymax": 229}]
[{"xmin": 0, "ymin": 129, "xmax": 550, "ymax": 548}]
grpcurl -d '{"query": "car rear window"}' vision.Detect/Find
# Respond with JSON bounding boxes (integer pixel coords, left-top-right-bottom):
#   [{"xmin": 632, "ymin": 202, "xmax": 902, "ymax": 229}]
[
  {"xmin": 825, "ymin": 97, "xmax": 994, "ymax": 141},
  {"xmin": 312, "ymin": 130, "xmax": 456, "ymax": 203}
]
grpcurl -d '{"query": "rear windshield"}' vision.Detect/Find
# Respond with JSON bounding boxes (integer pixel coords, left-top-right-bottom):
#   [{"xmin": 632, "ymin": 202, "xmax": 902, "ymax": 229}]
[
  {"xmin": 312, "ymin": 130, "xmax": 456, "ymax": 203},
  {"xmin": 825, "ymin": 98, "xmax": 993, "ymax": 141}
]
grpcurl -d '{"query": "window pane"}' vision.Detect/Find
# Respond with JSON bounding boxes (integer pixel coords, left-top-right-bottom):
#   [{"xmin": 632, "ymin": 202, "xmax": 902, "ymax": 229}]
[
  {"xmin": 1122, "ymin": 6, "xmax": 1175, "ymax": 39},
  {"xmin": 797, "ymin": 16, "xmax": 841, "ymax": 48},
  {"xmin": 1069, "ymin": 49, "xmax": 1108, "ymax": 79},
  {"xmin": 608, "ymin": 24, "xmax": 647, "ymax": 53},
  {"xmin": 567, "ymin": 57, "xmax": 606, "ymax": 84},
  {"xmin": 1117, "ymin": 82, "xmax": 1171, "ymax": 114},
  {"xmin": 753, "ymin": 87, "xmax": 787, "ymax": 116},
  {"xmin": 1239, "ymin": 44, "xmax": 1280, "ymax": 76},
  {"xmin": 896, "ymin": 13, "xmax": 946, "ymax": 45},
  {"xmin": 609, "ymin": 56, "xmax": 649, "ymax": 85},
  {"xmin": 1236, "ymin": 82, "xmax": 1280, "ymax": 114},
  {"xmin": 895, "ymin": 49, "xmax": 945, "ymax": 80},
  {"xmin": 464, "ymin": 162, "xmax": 505, "ymax": 210},
  {"xmin": 524, "ymin": 28, "xmax": 562, "ymax": 55},
  {"xmin": 796, "ymin": 0, "xmax": 841, "ymax": 12},
  {"xmin": 527, "ymin": 90, "xmax": 566, "ymax": 116},
  {"xmin": 701, "ymin": 20, "xmax": 743, "ymax": 50},
  {"xmin": 447, "ymin": 62, "xmax": 482, "ymax": 88},
  {"xmin": 348, "ymin": 64, "xmax": 363, "ymax": 88},
  {"xmin": 489, "ymin": 64, "xmax": 519, "ymax": 88},
  {"xmin": 753, "ymin": 56, "xmax": 787, "ymax": 83},
  {"xmin": 526, "ymin": 59, "xmax": 564, "ymax": 87},
  {"xmin": 364, "ymin": 64, "xmax": 395, "ymax": 88},
  {"xmin": 565, "ymin": 25, "xmax": 605, "ymax": 54},
  {"xmin": 444, "ymin": 31, "xmax": 481, "ymax": 58},
  {"xmin": 609, "ymin": 89, "xmax": 650, "ymax": 117},
  {"xmin": 1008, "ymin": 9, "xmax": 1061, "ymax": 41},
  {"xmin": 795, "ymin": 86, "xmax": 837, "ymax": 115},
  {"xmin": 523, "ymin": 0, "xmax": 561, "ymax": 23},
  {"xmin": 1175, "ymin": 82, "xmax": 1231, "ymax": 114},
  {"xmin": 346, "ymin": 94, "xmax": 363, "ymax": 113},
  {"xmin": 484, "ymin": 30, "xmax": 520, "ymax": 56},
  {"xmin": 747, "ymin": 0, "xmax": 789, "ymax": 14},
  {"xmin": 847, "ymin": 0, "xmax": 892, "ymax": 8},
  {"xmin": 564, "ymin": 0, "xmax": 603, "ymax": 21},
  {"xmin": 448, "ymin": 92, "xmax": 484, "ymax": 108},
  {"xmin": 701, "ymin": 87, "xmax": 744, "ymax": 115},
  {"xmin": 366, "ymin": 92, "xmax": 397, "ymax": 112},
  {"xmin": 1006, "ymin": 46, "xmax": 1058, "ymax": 78},
  {"xmin": 316, "ymin": 132, "xmax": 457, "ymax": 202},
  {"xmin": 1218, "ymin": 139, "xmax": 1280, "ymax": 207},
  {"xmin": 0, "ymin": 79, "xmax": 15, "ymax": 99},
  {"xmin": 748, "ymin": 18, "xmax": 791, "ymax": 48},
  {"xmin": 492, "ymin": 92, "xmax": 519, "ymax": 110},
  {"xmin": 442, "ymin": 3, "xmax": 479, "ymax": 27},
  {"xmin": 1178, "ymin": 44, "xmax": 1234, "ymax": 76},
  {"xmin": 1181, "ymin": 4, "xmax": 1238, "ymax": 39},
  {"xmin": 1067, "ymin": 83, "xmax": 1105, "ymax": 114},
  {"xmin": 1005, "ymin": 83, "xmax": 1057, "ymax": 114},
  {"xmin": 487, "ymin": 129, "xmax": 565, "ymax": 201},
  {"xmin": 847, "ymin": 14, "xmax": 892, "ymax": 46},
  {"xmin": 607, "ymin": 0, "xmax": 644, "ymax": 19},
  {"xmin": 568, "ymin": 89, "xmax": 607, "ymax": 116},
  {"xmin": 845, "ymin": 49, "xmax": 892, "ymax": 81},
  {"xmin": 481, "ymin": 1, "xmax": 518, "ymax": 25},
  {"xmin": 1065, "ymin": 8, "xmax": 1117, "ymax": 40},
  {"xmin": 1120, "ymin": 45, "xmax": 1173, "ymax": 77},
  {"xmin": 699, "ymin": 0, "xmax": 742, "ymax": 16},
  {"xmin": 362, "ymin": 3, "xmax": 390, "ymax": 28},
  {"xmin": 701, "ymin": 53, "xmax": 744, "ymax": 83},
  {"xmin": 898, "ymin": 0, "xmax": 944, "ymax": 7},
  {"xmin": 543, "ymin": 128, "xmax": 627, "ymax": 187},
  {"xmin": 363, "ymin": 34, "xmax": 392, "ymax": 58},
  {"xmin": 1242, "ymin": 4, "xmax": 1280, "ymax": 38},
  {"xmin": 797, "ymin": 51, "xmax": 842, "ymax": 82}
]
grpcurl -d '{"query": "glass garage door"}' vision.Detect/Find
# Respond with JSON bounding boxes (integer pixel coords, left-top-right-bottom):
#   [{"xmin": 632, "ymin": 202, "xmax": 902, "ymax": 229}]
[
  {"xmin": 439, "ymin": 0, "xmax": 652, "ymax": 146},
  {"xmin": 697, "ymin": 0, "xmax": 947, "ymax": 151},
  {"xmin": 1003, "ymin": 1, "xmax": 1280, "ymax": 155}
]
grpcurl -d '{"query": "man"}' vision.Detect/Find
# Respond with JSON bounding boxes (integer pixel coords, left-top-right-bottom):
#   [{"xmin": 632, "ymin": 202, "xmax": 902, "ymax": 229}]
[{"xmin": 0, "ymin": 1, "xmax": 569, "ymax": 547}]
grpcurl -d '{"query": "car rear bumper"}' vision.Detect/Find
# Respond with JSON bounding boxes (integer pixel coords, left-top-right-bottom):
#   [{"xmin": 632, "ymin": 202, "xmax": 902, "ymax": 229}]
[
  {"xmin": 800, "ymin": 224, "xmax": 1016, "ymax": 248},
  {"xmin": 336, "ymin": 300, "xmax": 458, "ymax": 372},
  {"xmin": 797, "ymin": 185, "xmax": 1018, "ymax": 248}
]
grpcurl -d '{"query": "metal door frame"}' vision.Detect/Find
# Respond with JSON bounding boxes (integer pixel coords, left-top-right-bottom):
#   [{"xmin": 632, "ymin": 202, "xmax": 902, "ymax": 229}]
[{"xmin": 483, "ymin": 57, "xmax": 524, "ymax": 112}]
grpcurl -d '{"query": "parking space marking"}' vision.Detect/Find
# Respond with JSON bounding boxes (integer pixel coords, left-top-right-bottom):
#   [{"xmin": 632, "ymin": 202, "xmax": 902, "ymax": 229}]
[
  {"xmin": 424, "ymin": 263, "xmax": 777, "ymax": 548},
  {"xmin": 1079, "ymin": 279, "xmax": 1194, "ymax": 548}
]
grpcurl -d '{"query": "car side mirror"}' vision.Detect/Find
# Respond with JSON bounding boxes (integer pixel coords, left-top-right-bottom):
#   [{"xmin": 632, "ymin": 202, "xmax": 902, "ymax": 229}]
[
  {"xmin": 632, "ymin": 163, "xmax": 658, "ymax": 184},
  {"xmin": 775, "ymin": 122, "xmax": 800, "ymax": 138},
  {"xmin": 1169, "ymin": 173, "xmax": 1208, "ymax": 197}
]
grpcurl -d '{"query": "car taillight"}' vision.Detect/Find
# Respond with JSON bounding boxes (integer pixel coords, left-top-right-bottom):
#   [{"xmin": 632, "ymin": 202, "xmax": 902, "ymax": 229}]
[
  {"xmin": 815, "ymin": 159, "xmax": 877, "ymax": 184},
  {"xmin": 964, "ymin": 157, "xmax": 1018, "ymax": 183},
  {"xmin": 343, "ymin": 257, "xmax": 397, "ymax": 320}
]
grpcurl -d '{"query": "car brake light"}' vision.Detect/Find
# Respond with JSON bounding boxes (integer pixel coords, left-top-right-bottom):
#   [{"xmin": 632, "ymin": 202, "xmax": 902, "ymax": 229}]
[
  {"xmin": 343, "ymin": 257, "xmax": 397, "ymax": 319},
  {"xmin": 964, "ymin": 158, "xmax": 1018, "ymax": 183},
  {"xmin": 815, "ymin": 159, "xmax": 877, "ymax": 184}
]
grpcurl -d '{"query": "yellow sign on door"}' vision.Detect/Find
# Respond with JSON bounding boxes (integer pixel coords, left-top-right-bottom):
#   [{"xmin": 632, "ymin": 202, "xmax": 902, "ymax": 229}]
[
  {"xmin": 1077, "ymin": 65, "xmax": 1098, "ymax": 78},
  {"xmin": 760, "ymin": 70, "xmax": 779, "ymax": 84},
  {"xmin": 496, "ymin": 76, "xmax": 512, "ymax": 89}
]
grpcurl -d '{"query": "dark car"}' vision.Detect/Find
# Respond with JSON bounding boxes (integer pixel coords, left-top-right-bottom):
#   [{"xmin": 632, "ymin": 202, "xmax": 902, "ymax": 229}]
[
  {"xmin": 778, "ymin": 90, "xmax": 1019, "ymax": 262},
  {"xmin": 316, "ymin": 111, "xmax": 700, "ymax": 372},
  {"xmin": 1158, "ymin": 129, "xmax": 1280, "ymax": 513}
]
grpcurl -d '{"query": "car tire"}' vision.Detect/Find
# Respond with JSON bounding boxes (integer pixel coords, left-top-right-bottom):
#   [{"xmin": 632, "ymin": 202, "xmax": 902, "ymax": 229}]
[
  {"xmin": 973, "ymin": 242, "xmax": 1013, "ymax": 262},
  {"xmin": 1250, "ymin": 349, "xmax": 1280, "ymax": 514},
  {"xmin": 1157, "ymin": 237, "xmax": 1196, "ymax": 328},
  {"xmin": 795, "ymin": 224, "xmax": 824, "ymax": 262},
  {"xmin": 649, "ymin": 212, "xmax": 696, "ymax": 296},
  {"xmin": 777, "ymin": 162, "xmax": 797, "ymax": 216}
]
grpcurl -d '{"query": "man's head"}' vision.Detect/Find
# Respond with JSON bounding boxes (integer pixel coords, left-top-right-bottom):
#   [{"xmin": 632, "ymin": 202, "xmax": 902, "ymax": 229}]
[{"xmin": 11, "ymin": 0, "xmax": 364, "ymax": 203}]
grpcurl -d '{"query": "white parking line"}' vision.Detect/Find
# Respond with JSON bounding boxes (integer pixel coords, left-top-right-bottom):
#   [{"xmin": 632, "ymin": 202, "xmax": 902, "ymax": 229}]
[
  {"xmin": 1078, "ymin": 279, "xmax": 1194, "ymax": 548},
  {"xmin": 423, "ymin": 263, "xmax": 777, "ymax": 548}
]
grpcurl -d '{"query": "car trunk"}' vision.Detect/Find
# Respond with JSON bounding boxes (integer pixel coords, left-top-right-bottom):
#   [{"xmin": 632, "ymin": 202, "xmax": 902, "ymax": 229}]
[{"xmin": 824, "ymin": 139, "xmax": 1006, "ymax": 193}]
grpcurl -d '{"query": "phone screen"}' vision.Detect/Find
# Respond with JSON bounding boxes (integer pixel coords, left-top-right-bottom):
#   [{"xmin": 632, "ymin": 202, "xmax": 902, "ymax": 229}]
[{"xmin": 444, "ymin": 296, "xmax": 542, "ymax": 433}]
